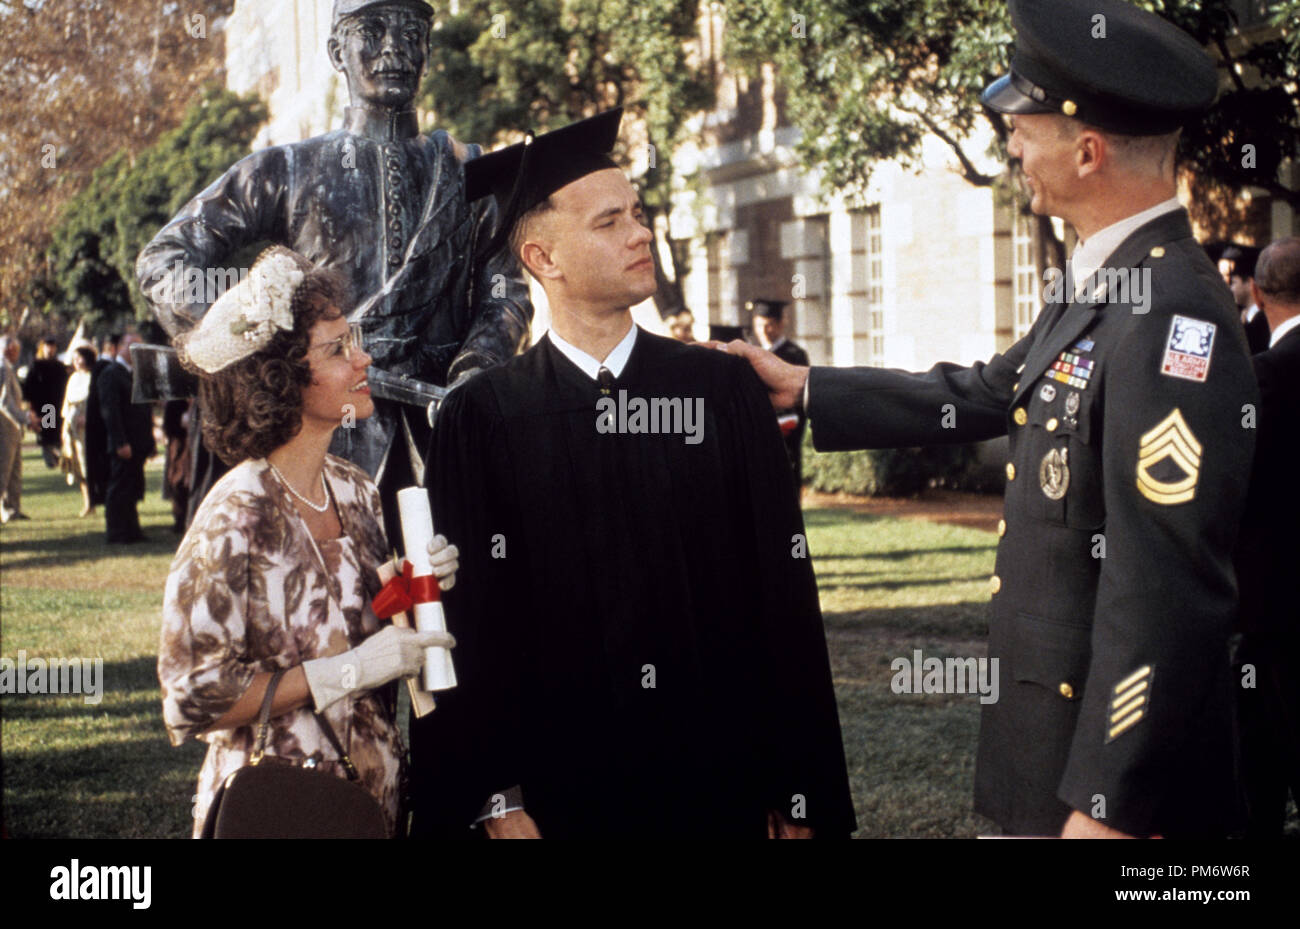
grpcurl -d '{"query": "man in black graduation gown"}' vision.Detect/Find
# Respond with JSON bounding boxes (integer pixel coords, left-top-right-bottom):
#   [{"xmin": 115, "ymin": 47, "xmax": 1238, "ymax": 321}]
[
  {"xmin": 1233, "ymin": 236, "xmax": 1300, "ymax": 835},
  {"xmin": 749, "ymin": 299, "xmax": 809, "ymax": 490},
  {"xmin": 410, "ymin": 110, "xmax": 855, "ymax": 839}
]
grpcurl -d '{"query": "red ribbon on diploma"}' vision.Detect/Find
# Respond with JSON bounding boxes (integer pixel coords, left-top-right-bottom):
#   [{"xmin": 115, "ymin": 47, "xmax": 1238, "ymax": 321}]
[{"xmin": 372, "ymin": 560, "xmax": 441, "ymax": 619}]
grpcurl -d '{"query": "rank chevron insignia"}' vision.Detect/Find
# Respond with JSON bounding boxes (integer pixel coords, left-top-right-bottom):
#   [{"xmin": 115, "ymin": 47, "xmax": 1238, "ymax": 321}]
[
  {"xmin": 1106, "ymin": 665, "xmax": 1153, "ymax": 743},
  {"xmin": 1136, "ymin": 408, "xmax": 1201, "ymax": 505}
]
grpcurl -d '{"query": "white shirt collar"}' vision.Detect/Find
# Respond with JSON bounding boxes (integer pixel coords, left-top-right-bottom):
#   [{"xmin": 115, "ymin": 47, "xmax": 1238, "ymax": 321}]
[
  {"xmin": 1269, "ymin": 314, "xmax": 1300, "ymax": 348},
  {"xmin": 548, "ymin": 323, "xmax": 637, "ymax": 380},
  {"xmin": 1070, "ymin": 197, "xmax": 1182, "ymax": 298},
  {"xmin": 1243, "ymin": 303, "xmax": 1260, "ymax": 323}
]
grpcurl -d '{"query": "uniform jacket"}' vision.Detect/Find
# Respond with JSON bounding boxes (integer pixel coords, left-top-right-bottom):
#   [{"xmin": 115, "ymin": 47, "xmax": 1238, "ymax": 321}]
[
  {"xmin": 158, "ymin": 455, "xmax": 402, "ymax": 836},
  {"xmin": 808, "ymin": 209, "xmax": 1257, "ymax": 836},
  {"xmin": 136, "ymin": 107, "xmax": 533, "ymax": 482}
]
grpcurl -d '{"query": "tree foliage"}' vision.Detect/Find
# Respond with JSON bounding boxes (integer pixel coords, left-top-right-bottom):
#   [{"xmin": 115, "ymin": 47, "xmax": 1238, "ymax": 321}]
[
  {"xmin": 419, "ymin": 0, "xmax": 713, "ymax": 315},
  {"xmin": 723, "ymin": 0, "xmax": 1299, "ymax": 243},
  {"xmin": 45, "ymin": 87, "xmax": 266, "ymax": 330},
  {"xmin": 0, "ymin": 0, "xmax": 236, "ymax": 325}
]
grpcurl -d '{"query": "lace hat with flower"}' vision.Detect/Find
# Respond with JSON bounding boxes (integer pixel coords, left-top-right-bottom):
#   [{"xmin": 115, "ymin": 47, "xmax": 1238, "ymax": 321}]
[{"xmin": 177, "ymin": 246, "xmax": 312, "ymax": 374}]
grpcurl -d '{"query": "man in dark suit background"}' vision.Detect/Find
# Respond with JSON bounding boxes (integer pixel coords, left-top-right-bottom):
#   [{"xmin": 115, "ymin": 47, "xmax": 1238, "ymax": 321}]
[
  {"xmin": 749, "ymin": 299, "xmax": 809, "ymax": 491},
  {"xmin": 1221, "ymin": 244, "xmax": 1270, "ymax": 354},
  {"xmin": 98, "ymin": 333, "xmax": 155, "ymax": 543},
  {"xmin": 1234, "ymin": 236, "xmax": 1300, "ymax": 835}
]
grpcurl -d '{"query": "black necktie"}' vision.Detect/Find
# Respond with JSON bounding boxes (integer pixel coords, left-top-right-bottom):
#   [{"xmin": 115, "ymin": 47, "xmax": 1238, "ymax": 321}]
[{"xmin": 598, "ymin": 366, "xmax": 615, "ymax": 396}]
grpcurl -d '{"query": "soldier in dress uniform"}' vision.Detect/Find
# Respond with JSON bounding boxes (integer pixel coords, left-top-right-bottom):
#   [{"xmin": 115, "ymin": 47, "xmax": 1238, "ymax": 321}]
[
  {"xmin": 748, "ymin": 299, "xmax": 809, "ymax": 490},
  {"xmin": 729, "ymin": 0, "xmax": 1258, "ymax": 837},
  {"xmin": 136, "ymin": 0, "xmax": 531, "ymax": 539}
]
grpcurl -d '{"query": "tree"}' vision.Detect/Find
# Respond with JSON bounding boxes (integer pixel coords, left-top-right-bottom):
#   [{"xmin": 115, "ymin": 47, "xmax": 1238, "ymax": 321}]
[
  {"xmin": 0, "ymin": 0, "xmax": 236, "ymax": 326},
  {"xmin": 46, "ymin": 87, "xmax": 267, "ymax": 331},
  {"xmin": 419, "ymin": 0, "xmax": 713, "ymax": 317},
  {"xmin": 723, "ymin": 0, "xmax": 1299, "ymax": 270}
]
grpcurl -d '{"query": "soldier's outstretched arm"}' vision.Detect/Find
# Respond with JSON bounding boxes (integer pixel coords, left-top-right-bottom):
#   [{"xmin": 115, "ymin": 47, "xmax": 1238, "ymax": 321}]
[{"xmin": 729, "ymin": 301, "xmax": 1068, "ymax": 451}]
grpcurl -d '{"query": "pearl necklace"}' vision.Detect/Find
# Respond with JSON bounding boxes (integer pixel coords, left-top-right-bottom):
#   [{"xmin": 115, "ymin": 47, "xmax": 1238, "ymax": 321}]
[{"xmin": 269, "ymin": 461, "xmax": 330, "ymax": 513}]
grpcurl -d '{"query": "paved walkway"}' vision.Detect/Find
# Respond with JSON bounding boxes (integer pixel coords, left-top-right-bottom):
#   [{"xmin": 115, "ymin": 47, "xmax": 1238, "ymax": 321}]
[{"xmin": 803, "ymin": 488, "xmax": 1004, "ymax": 534}]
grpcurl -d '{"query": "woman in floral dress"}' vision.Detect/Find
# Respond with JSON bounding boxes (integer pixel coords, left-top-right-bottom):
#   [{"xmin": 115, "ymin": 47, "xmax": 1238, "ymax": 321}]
[{"xmin": 158, "ymin": 246, "xmax": 458, "ymax": 837}]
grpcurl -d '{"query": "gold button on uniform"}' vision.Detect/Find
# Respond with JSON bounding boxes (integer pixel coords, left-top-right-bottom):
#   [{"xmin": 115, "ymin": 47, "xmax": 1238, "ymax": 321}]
[
  {"xmin": 989, "ymin": 575, "xmax": 1002, "ymax": 594},
  {"xmin": 1046, "ymin": 417, "xmax": 1059, "ymax": 432},
  {"xmin": 1013, "ymin": 407, "xmax": 1028, "ymax": 426},
  {"xmin": 1005, "ymin": 462, "xmax": 1016, "ymax": 481},
  {"xmin": 997, "ymin": 519, "xmax": 1006, "ymax": 537},
  {"xmin": 1012, "ymin": 382, "xmax": 1020, "ymax": 392},
  {"xmin": 1059, "ymin": 682, "xmax": 1075, "ymax": 700},
  {"xmin": 1149, "ymin": 246, "xmax": 1165, "ymax": 258}
]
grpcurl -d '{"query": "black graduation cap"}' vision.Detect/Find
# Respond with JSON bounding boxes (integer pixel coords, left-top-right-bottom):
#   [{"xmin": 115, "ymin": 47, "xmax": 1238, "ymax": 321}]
[
  {"xmin": 1220, "ymin": 244, "xmax": 1260, "ymax": 279},
  {"xmin": 746, "ymin": 299, "xmax": 789, "ymax": 319},
  {"xmin": 709, "ymin": 324, "xmax": 745, "ymax": 342},
  {"xmin": 980, "ymin": 0, "xmax": 1218, "ymax": 135},
  {"xmin": 465, "ymin": 108, "xmax": 624, "ymax": 255}
]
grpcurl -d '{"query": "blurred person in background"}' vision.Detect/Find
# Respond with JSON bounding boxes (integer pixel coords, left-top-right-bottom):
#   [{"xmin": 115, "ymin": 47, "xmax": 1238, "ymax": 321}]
[
  {"xmin": 23, "ymin": 337, "xmax": 69, "ymax": 469},
  {"xmin": 0, "ymin": 335, "xmax": 31, "ymax": 523},
  {"xmin": 60, "ymin": 344, "xmax": 99, "ymax": 518}
]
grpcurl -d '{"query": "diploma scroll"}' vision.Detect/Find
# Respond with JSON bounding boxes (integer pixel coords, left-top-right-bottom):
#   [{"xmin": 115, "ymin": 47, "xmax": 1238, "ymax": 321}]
[
  {"xmin": 396, "ymin": 487, "xmax": 458, "ymax": 692},
  {"xmin": 375, "ymin": 560, "xmax": 438, "ymax": 717}
]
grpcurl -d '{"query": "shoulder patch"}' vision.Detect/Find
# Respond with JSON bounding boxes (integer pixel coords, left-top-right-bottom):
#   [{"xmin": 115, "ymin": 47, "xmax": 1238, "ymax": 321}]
[
  {"xmin": 1160, "ymin": 315, "xmax": 1216, "ymax": 382},
  {"xmin": 1136, "ymin": 408, "xmax": 1201, "ymax": 505}
]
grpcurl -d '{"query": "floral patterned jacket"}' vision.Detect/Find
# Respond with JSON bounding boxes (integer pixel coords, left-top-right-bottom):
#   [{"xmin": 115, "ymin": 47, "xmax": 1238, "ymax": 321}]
[{"xmin": 159, "ymin": 455, "xmax": 403, "ymax": 837}]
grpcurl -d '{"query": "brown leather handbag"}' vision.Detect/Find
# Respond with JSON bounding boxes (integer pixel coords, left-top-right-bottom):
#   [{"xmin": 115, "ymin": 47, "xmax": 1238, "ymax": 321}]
[{"xmin": 200, "ymin": 670, "xmax": 388, "ymax": 839}]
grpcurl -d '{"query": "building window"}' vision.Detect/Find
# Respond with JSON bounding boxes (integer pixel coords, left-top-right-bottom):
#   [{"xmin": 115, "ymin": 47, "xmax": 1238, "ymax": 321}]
[
  {"xmin": 847, "ymin": 206, "xmax": 889, "ymax": 363},
  {"xmin": 1013, "ymin": 211, "xmax": 1039, "ymax": 341}
]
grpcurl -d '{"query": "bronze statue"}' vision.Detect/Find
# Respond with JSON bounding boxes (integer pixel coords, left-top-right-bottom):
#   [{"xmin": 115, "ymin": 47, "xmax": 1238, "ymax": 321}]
[{"xmin": 136, "ymin": 0, "xmax": 531, "ymax": 533}]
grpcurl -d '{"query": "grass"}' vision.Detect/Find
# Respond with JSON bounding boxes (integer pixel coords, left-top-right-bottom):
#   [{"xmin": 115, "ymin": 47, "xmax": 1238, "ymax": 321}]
[
  {"xmin": 12, "ymin": 438, "xmax": 1274, "ymax": 838},
  {"xmin": 0, "ymin": 442, "xmax": 999, "ymax": 838},
  {"xmin": 806, "ymin": 507, "xmax": 999, "ymax": 837}
]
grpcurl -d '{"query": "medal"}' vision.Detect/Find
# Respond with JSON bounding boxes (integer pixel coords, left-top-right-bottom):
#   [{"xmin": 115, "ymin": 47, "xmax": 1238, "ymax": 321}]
[
  {"xmin": 1039, "ymin": 383, "xmax": 1057, "ymax": 403},
  {"xmin": 1040, "ymin": 447, "xmax": 1070, "ymax": 500},
  {"xmin": 1065, "ymin": 391, "xmax": 1081, "ymax": 415}
]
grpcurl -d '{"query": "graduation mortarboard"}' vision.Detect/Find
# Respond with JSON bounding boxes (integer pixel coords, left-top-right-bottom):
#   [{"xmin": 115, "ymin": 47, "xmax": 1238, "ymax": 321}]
[
  {"xmin": 1220, "ymin": 244, "xmax": 1260, "ymax": 279},
  {"xmin": 332, "ymin": 0, "xmax": 432, "ymax": 27},
  {"xmin": 980, "ymin": 0, "xmax": 1218, "ymax": 136},
  {"xmin": 465, "ymin": 107, "xmax": 624, "ymax": 255},
  {"xmin": 746, "ymin": 299, "xmax": 789, "ymax": 319},
  {"xmin": 709, "ymin": 324, "xmax": 745, "ymax": 343}
]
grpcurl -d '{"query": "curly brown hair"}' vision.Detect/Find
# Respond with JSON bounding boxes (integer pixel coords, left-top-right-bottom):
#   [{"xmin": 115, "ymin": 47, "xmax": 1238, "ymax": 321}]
[{"xmin": 186, "ymin": 250, "xmax": 350, "ymax": 465}]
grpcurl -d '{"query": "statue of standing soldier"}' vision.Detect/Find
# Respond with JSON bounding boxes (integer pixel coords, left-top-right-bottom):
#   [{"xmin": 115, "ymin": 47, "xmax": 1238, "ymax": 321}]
[{"xmin": 136, "ymin": 0, "xmax": 531, "ymax": 538}]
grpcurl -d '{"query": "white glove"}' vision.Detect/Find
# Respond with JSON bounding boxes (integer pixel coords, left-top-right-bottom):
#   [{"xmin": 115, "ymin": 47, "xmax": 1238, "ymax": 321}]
[
  {"xmin": 429, "ymin": 534, "xmax": 459, "ymax": 591},
  {"xmin": 303, "ymin": 626, "xmax": 455, "ymax": 712}
]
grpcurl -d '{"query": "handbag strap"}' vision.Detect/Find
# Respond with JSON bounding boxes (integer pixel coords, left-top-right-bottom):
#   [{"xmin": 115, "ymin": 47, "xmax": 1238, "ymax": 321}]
[
  {"xmin": 249, "ymin": 669, "xmax": 285, "ymax": 765},
  {"xmin": 249, "ymin": 669, "xmax": 361, "ymax": 783}
]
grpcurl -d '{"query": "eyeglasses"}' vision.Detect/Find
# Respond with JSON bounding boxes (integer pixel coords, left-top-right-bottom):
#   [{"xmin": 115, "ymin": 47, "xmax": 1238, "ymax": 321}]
[{"xmin": 311, "ymin": 322, "xmax": 366, "ymax": 362}]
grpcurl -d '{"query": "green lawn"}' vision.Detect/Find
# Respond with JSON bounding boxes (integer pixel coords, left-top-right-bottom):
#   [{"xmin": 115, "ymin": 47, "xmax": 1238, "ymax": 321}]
[{"xmin": 3, "ymin": 439, "xmax": 1002, "ymax": 837}]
